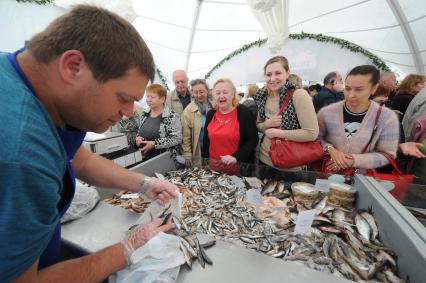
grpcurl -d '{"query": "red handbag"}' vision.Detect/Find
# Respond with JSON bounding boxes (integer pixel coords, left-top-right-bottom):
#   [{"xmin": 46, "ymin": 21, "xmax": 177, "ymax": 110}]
[
  {"xmin": 269, "ymin": 89, "xmax": 324, "ymax": 168},
  {"xmin": 364, "ymin": 151, "xmax": 414, "ymax": 202},
  {"xmin": 312, "ymin": 155, "xmax": 356, "ymax": 178}
]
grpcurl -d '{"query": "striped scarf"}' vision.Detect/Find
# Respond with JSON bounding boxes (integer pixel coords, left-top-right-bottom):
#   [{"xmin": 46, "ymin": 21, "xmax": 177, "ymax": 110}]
[{"xmin": 253, "ymin": 81, "xmax": 300, "ymax": 130}]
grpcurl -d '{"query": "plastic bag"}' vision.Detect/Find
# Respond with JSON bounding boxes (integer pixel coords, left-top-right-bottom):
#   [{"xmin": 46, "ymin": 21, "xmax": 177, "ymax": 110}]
[
  {"xmin": 136, "ymin": 192, "xmax": 182, "ymax": 225},
  {"xmin": 109, "ymin": 232, "xmax": 185, "ymax": 283},
  {"xmin": 61, "ymin": 181, "xmax": 100, "ymax": 223}
]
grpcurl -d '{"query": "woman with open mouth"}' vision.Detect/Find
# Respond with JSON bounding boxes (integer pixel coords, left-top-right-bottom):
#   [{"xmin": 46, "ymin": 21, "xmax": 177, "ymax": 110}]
[{"xmin": 202, "ymin": 78, "xmax": 258, "ymax": 175}]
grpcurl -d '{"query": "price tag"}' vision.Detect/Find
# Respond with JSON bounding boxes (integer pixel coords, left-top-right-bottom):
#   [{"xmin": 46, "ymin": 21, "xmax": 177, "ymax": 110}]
[
  {"xmin": 229, "ymin": 175, "xmax": 245, "ymax": 189},
  {"xmin": 315, "ymin": 179, "xmax": 331, "ymax": 192},
  {"xmin": 294, "ymin": 209, "xmax": 316, "ymax": 235},
  {"xmin": 246, "ymin": 189, "xmax": 263, "ymax": 206},
  {"xmin": 244, "ymin": 177, "xmax": 263, "ymax": 189}
]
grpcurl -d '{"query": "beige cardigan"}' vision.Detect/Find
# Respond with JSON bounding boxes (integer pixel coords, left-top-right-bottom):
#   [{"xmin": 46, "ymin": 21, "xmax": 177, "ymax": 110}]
[{"xmin": 181, "ymin": 101, "xmax": 203, "ymax": 167}]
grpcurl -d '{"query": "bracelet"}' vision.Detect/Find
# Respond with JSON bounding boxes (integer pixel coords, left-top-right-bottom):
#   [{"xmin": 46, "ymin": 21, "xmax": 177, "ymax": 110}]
[
  {"xmin": 324, "ymin": 144, "xmax": 334, "ymax": 154},
  {"xmin": 139, "ymin": 176, "xmax": 153, "ymax": 195}
]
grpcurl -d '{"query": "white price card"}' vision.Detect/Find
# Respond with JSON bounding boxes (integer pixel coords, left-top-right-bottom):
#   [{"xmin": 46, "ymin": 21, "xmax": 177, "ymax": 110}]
[
  {"xmin": 246, "ymin": 189, "xmax": 264, "ymax": 206},
  {"xmin": 229, "ymin": 175, "xmax": 245, "ymax": 189},
  {"xmin": 244, "ymin": 177, "xmax": 263, "ymax": 189},
  {"xmin": 294, "ymin": 209, "xmax": 316, "ymax": 235},
  {"xmin": 315, "ymin": 179, "xmax": 331, "ymax": 192}
]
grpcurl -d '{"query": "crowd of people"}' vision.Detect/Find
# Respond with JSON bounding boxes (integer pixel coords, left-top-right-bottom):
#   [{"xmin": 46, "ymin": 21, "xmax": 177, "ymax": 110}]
[
  {"xmin": 1, "ymin": 5, "xmax": 425, "ymax": 283},
  {"xmin": 119, "ymin": 58, "xmax": 425, "ymax": 182}
]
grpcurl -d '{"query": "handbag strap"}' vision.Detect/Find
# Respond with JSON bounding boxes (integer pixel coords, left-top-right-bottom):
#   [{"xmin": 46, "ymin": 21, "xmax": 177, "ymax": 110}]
[
  {"xmin": 277, "ymin": 88, "xmax": 295, "ymax": 116},
  {"xmin": 361, "ymin": 105, "xmax": 383, "ymax": 153},
  {"xmin": 375, "ymin": 150, "xmax": 403, "ymax": 175}
]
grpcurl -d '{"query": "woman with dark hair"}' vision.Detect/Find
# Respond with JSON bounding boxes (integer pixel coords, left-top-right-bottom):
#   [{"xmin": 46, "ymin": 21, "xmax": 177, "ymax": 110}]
[
  {"xmin": 181, "ymin": 79, "xmax": 212, "ymax": 167},
  {"xmin": 254, "ymin": 56, "xmax": 319, "ymax": 171},
  {"xmin": 318, "ymin": 65, "xmax": 400, "ymax": 172}
]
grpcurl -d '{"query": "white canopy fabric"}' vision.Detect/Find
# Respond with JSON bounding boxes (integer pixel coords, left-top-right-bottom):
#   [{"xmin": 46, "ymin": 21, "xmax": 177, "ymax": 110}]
[
  {"xmin": 206, "ymin": 37, "xmax": 378, "ymax": 86},
  {"xmin": 0, "ymin": 0, "xmax": 425, "ymax": 87}
]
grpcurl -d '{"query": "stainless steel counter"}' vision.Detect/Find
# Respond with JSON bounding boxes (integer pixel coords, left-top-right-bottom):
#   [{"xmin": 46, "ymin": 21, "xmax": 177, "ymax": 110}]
[
  {"xmin": 62, "ymin": 201, "xmax": 350, "ymax": 283},
  {"xmin": 61, "ymin": 158, "xmax": 426, "ymax": 282}
]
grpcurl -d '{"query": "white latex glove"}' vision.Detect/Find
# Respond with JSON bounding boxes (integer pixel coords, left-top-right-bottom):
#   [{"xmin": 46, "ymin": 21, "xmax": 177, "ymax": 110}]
[
  {"xmin": 145, "ymin": 178, "xmax": 179, "ymax": 205},
  {"xmin": 121, "ymin": 219, "xmax": 175, "ymax": 265}
]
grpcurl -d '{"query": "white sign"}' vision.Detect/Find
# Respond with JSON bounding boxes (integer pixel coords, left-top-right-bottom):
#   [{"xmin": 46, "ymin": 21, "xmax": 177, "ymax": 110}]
[
  {"xmin": 229, "ymin": 175, "xmax": 245, "ymax": 189},
  {"xmin": 246, "ymin": 189, "xmax": 263, "ymax": 206},
  {"xmin": 315, "ymin": 179, "xmax": 331, "ymax": 192},
  {"xmin": 294, "ymin": 209, "xmax": 316, "ymax": 235},
  {"xmin": 244, "ymin": 177, "xmax": 263, "ymax": 189}
]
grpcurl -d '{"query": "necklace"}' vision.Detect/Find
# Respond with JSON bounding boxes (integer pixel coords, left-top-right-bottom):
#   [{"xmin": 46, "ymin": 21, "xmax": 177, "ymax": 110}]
[{"xmin": 215, "ymin": 116, "xmax": 232, "ymax": 125}]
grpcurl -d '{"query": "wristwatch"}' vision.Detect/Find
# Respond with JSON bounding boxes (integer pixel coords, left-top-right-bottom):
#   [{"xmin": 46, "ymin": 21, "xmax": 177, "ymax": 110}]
[
  {"xmin": 139, "ymin": 176, "xmax": 153, "ymax": 195},
  {"xmin": 324, "ymin": 144, "xmax": 334, "ymax": 154}
]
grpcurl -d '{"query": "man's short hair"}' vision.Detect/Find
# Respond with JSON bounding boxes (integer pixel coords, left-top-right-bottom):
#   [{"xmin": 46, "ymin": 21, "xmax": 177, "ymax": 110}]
[
  {"xmin": 288, "ymin": 74, "xmax": 302, "ymax": 88},
  {"xmin": 323, "ymin": 72, "xmax": 338, "ymax": 85},
  {"xmin": 27, "ymin": 5, "xmax": 155, "ymax": 82},
  {"xmin": 247, "ymin": 84, "xmax": 259, "ymax": 98},
  {"xmin": 346, "ymin": 65, "xmax": 380, "ymax": 85}
]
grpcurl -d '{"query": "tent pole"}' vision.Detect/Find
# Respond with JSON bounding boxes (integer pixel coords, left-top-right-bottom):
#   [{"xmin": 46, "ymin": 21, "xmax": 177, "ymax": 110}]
[
  {"xmin": 185, "ymin": 0, "xmax": 203, "ymax": 73},
  {"xmin": 387, "ymin": 0, "xmax": 424, "ymax": 75}
]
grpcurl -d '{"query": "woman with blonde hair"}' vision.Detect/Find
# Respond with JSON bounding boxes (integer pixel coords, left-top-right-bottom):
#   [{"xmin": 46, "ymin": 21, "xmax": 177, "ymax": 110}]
[
  {"xmin": 254, "ymin": 56, "xmax": 318, "ymax": 172},
  {"xmin": 202, "ymin": 78, "xmax": 258, "ymax": 174},
  {"xmin": 392, "ymin": 74, "xmax": 425, "ymax": 120}
]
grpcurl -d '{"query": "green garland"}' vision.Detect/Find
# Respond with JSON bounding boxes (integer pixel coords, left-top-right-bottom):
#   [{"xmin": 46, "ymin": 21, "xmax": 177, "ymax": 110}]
[
  {"xmin": 156, "ymin": 68, "xmax": 170, "ymax": 91},
  {"xmin": 289, "ymin": 32, "xmax": 390, "ymax": 71},
  {"xmin": 205, "ymin": 32, "xmax": 390, "ymax": 79},
  {"xmin": 16, "ymin": 0, "xmax": 54, "ymax": 4}
]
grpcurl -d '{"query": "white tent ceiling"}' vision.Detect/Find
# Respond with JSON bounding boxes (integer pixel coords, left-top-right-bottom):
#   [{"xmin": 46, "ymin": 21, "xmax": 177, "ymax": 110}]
[{"xmin": 1, "ymin": 0, "xmax": 425, "ymax": 86}]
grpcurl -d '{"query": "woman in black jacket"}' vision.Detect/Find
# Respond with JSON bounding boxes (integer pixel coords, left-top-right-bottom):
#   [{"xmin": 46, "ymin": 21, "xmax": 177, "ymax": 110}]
[{"xmin": 202, "ymin": 78, "xmax": 258, "ymax": 175}]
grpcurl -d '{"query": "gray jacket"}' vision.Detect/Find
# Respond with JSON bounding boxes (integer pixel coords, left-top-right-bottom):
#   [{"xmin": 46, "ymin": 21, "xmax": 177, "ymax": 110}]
[{"xmin": 402, "ymin": 87, "xmax": 426, "ymax": 140}]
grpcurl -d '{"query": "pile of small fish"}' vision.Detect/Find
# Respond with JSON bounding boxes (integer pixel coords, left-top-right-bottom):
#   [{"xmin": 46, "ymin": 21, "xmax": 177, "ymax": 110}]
[
  {"xmin": 104, "ymin": 191, "xmax": 150, "ymax": 213},
  {"xmin": 164, "ymin": 167, "xmax": 406, "ymax": 283}
]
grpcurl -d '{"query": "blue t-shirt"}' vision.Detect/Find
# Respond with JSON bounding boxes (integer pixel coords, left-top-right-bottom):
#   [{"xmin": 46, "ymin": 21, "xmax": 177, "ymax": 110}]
[{"xmin": 0, "ymin": 52, "xmax": 68, "ymax": 282}]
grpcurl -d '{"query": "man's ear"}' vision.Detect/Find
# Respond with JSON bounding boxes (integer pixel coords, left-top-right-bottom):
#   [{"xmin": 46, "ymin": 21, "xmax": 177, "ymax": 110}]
[{"xmin": 58, "ymin": 50, "xmax": 86, "ymax": 84}]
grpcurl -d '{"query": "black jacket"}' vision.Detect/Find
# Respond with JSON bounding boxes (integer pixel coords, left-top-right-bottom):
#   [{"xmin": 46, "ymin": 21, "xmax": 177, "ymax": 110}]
[
  {"xmin": 313, "ymin": 87, "xmax": 344, "ymax": 112},
  {"xmin": 391, "ymin": 91, "xmax": 415, "ymax": 121},
  {"xmin": 202, "ymin": 104, "xmax": 258, "ymax": 163}
]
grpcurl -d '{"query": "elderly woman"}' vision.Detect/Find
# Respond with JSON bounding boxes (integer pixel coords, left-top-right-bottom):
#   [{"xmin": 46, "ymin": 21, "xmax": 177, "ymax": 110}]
[
  {"xmin": 136, "ymin": 84, "xmax": 182, "ymax": 162},
  {"xmin": 391, "ymin": 74, "xmax": 425, "ymax": 120},
  {"xmin": 318, "ymin": 65, "xmax": 399, "ymax": 173},
  {"xmin": 181, "ymin": 79, "xmax": 213, "ymax": 167},
  {"xmin": 202, "ymin": 78, "xmax": 258, "ymax": 174},
  {"xmin": 254, "ymin": 56, "xmax": 319, "ymax": 171}
]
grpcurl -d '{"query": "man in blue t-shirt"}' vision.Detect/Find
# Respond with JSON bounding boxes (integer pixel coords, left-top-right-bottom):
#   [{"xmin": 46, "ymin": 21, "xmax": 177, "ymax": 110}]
[{"xmin": 0, "ymin": 6, "xmax": 179, "ymax": 283}]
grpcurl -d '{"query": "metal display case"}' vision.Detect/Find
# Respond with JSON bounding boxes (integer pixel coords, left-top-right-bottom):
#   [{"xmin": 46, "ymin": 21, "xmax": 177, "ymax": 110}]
[{"xmin": 61, "ymin": 155, "xmax": 426, "ymax": 283}]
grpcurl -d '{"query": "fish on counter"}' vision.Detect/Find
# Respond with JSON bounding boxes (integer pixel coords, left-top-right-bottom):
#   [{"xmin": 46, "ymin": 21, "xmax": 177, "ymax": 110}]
[{"xmin": 108, "ymin": 167, "xmax": 407, "ymax": 283}]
